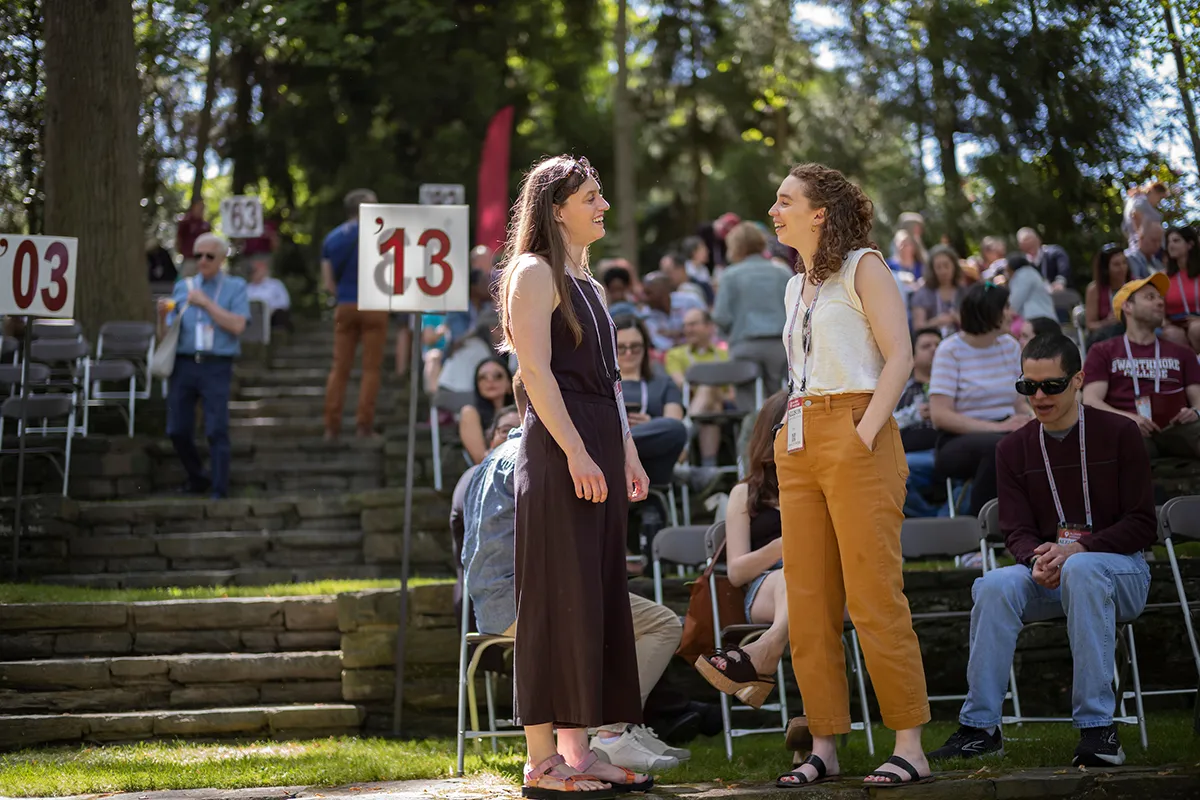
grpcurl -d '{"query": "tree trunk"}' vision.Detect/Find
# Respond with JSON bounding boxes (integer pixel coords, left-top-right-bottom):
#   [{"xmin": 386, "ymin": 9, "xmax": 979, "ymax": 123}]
[
  {"xmin": 230, "ymin": 42, "xmax": 257, "ymax": 194},
  {"xmin": 1162, "ymin": 0, "xmax": 1200, "ymax": 172},
  {"xmin": 928, "ymin": 51, "xmax": 966, "ymax": 252},
  {"xmin": 613, "ymin": 0, "xmax": 638, "ymax": 272},
  {"xmin": 190, "ymin": 13, "xmax": 220, "ymax": 206},
  {"xmin": 43, "ymin": 0, "xmax": 148, "ymax": 332}
]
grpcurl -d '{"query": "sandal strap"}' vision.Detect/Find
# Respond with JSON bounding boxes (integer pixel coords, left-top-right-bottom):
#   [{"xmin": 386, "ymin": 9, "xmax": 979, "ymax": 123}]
[
  {"xmin": 572, "ymin": 750, "xmax": 599, "ymax": 774},
  {"xmin": 704, "ymin": 648, "xmax": 773, "ymax": 684},
  {"xmin": 884, "ymin": 755, "xmax": 921, "ymax": 782},
  {"xmin": 615, "ymin": 766, "xmax": 636, "ymax": 784},
  {"xmin": 777, "ymin": 753, "xmax": 826, "ymax": 785},
  {"xmin": 526, "ymin": 753, "xmax": 566, "ymax": 781},
  {"xmin": 803, "ymin": 753, "xmax": 827, "ymax": 778}
]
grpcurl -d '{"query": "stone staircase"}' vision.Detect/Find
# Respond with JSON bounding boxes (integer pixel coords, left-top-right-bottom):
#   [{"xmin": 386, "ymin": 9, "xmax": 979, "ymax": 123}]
[{"xmin": 0, "ymin": 596, "xmax": 363, "ymax": 748}]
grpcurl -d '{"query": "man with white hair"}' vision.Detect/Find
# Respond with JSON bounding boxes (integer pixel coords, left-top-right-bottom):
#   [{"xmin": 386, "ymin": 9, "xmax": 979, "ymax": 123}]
[
  {"xmin": 1124, "ymin": 222, "xmax": 1165, "ymax": 280},
  {"xmin": 157, "ymin": 232, "xmax": 250, "ymax": 499},
  {"xmin": 1016, "ymin": 227, "xmax": 1071, "ymax": 291}
]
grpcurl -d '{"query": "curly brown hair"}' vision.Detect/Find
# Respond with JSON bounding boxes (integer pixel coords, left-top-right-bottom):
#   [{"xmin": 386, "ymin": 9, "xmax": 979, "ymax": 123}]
[{"xmin": 789, "ymin": 163, "xmax": 876, "ymax": 283}]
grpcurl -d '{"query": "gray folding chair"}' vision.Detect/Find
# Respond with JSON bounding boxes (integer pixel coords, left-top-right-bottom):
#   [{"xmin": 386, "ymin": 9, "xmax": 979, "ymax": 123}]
[
  {"xmin": 1070, "ymin": 305, "xmax": 1088, "ymax": 353},
  {"xmin": 0, "ymin": 392, "xmax": 76, "ymax": 496},
  {"xmin": 30, "ymin": 319, "xmax": 83, "ymax": 341},
  {"xmin": 1, "ymin": 336, "xmax": 19, "ymax": 363},
  {"xmin": 454, "ymin": 587, "xmax": 519, "ymax": 776},
  {"xmin": 241, "ymin": 299, "xmax": 271, "ymax": 345},
  {"xmin": 1157, "ymin": 497, "xmax": 1200, "ymax": 687},
  {"xmin": 979, "ymin": 500, "xmax": 1147, "ymax": 746},
  {"xmin": 650, "ymin": 524, "xmax": 709, "ymax": 606},
  {"xmin": 96, "ymin": 321, "xmax": 156, "ymax": 399},
  {"xmin": 429, "ymin": 389, "xmax": 475, "ymax": 491},
  {"xmin": 29, "ymin": 338, "xmax": 89, "ymax": 437},
  {"xmin": 680, "ymin": 361, "xmax": 763, "ymax": 517}
]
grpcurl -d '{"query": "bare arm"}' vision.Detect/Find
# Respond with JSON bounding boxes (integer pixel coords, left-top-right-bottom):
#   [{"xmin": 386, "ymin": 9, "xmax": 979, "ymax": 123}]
[
  {"xmin": 320, "ymin": 258, "xmax": 336, "ymax": 295},
  {"xmin": 459, "ymin": 405, "xmax": 487, "ymax": 465},
  {"xmin": 663, "ymin": 402, "xmax": 685, "ymax": 421},
  {"xmin": 1084, "ymin": 283, "xmax": 1103, "ymax": 330},
  {"xmin": 506, "ymin": 257, "xmax": 589, "ymax": 462},
  {"xmin": 1081, "ymin": 379, "xmax": 1157, "ymax": 435},
  {"xmin": 911, "ymin": 304, "xmax": 930, "ymax": 329},
  {"xmin": 724, "ymin": 484, "xmax": 784, "ymax": 587},
  {"xmin": 929, "ymin": 394, "xmax": 1008, "ymax": 434},
  {"xmin": 854, "ymin": 253, "xmax": 914, "ymax": 446}
]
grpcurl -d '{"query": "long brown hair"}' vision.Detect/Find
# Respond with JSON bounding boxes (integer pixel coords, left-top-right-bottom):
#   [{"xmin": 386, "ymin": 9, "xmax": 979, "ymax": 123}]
[
  {"xmin": 743, "ymin": 390, "xmax": 789, "ymax": 517},
  {"xmin": 789, "ymin": 163, "xmax": 875, "ymax": 284},
  {"xmin": 496, "ymin": 155, "xmax": 601, "ymax": 351}
]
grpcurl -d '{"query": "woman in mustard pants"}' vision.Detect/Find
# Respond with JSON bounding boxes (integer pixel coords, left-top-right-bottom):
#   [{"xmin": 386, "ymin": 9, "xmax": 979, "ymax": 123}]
[{"xmin": 768, "ymin": 164, "xmax": 931, "ymax": 787}]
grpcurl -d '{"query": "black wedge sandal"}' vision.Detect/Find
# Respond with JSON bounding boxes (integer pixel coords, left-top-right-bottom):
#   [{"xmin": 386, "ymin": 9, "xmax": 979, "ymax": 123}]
[{"xmin": 693, "ymin": 648, "xmax": 776, "ymax": 709}]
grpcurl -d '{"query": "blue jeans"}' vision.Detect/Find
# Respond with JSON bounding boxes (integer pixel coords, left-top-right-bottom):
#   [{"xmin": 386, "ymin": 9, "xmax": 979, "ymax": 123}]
[
  {"xmin": 167, "ymin": 356, "xmax": 234, "ymax": 496},
  {"xmin": 903, "ymin": 450, "xmax": 949, "ymax": 518},
  {"xmin": 959, "ymin": 554, "xmax": 1151, "ymax": 729}
]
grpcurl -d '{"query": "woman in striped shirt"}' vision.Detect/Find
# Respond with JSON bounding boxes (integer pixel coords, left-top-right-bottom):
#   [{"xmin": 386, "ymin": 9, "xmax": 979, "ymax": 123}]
[{"xmin": 929, "ymin": 282, "xmax": 1034, "ymax": 516}]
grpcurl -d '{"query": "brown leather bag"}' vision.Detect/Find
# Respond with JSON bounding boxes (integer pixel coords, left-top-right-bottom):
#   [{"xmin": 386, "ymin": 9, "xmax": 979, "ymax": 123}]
[{"xmin": 676, "ymin": 540, "xmax": 747, "ymax": 663}]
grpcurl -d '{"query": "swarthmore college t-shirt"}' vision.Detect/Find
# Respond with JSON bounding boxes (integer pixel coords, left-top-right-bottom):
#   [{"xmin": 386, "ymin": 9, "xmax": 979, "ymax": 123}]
[{"xmin": 1083, "ymin": 335, "xmax": 1200, "ymax": 413}]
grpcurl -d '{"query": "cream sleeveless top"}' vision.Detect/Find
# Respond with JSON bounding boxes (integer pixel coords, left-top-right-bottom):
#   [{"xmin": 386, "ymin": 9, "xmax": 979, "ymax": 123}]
[{"xmin": 783, "ymin": 248, "xmax": 886, "ymax": 395}]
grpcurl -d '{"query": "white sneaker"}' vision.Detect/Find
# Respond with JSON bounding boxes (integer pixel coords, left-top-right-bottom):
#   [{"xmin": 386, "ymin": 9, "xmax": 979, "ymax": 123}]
[
  {"xmin": 590, "ymin": 726, "xmax": 678, "ymax": 772},
  {"xmin": 630, "ymin": 724, "xmax": 690, "ymax": 761}
]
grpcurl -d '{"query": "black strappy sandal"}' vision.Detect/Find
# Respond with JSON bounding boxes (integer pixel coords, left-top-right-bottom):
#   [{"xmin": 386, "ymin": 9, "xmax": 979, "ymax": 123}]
[
  {"xmin": 775, "ymin": 753, "xmax": 839, "ymax": 789},
  {"xmin": 865, "ymin": 755, "xmax": 935, "ymax": 788},
  {"xmin": 693, "ymin": 648, "xmax": 776, "ymax": 709}
]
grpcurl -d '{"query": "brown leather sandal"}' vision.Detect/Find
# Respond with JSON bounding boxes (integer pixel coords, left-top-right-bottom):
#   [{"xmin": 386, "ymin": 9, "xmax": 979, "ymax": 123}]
[{"xmin": 571, "ymin": 751, "xmax": 654, "ymax": 794}]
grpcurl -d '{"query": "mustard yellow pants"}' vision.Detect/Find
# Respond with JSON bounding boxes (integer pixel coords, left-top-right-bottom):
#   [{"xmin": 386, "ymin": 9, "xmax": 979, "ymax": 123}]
[{"xmin": 773, "ymin": 392, "xmax": 931, "ymax": 736}]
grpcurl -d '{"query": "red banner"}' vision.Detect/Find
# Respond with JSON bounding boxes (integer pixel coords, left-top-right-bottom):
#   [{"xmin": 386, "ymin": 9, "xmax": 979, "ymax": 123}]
[{"xmin": 476, "ymin": 105, "xmax": 514, "ymax": 252}]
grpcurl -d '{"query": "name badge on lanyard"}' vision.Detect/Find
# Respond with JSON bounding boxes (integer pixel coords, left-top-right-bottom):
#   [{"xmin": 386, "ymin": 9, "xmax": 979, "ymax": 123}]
[
  {"xmin": 784, "ymin": 276, "xmax": 822, "ymax": 453},
  {"xmin": 1039, "ymin": 404, "xmax": 1093, "ymax": 546},
  {"xmin": 195, "ymin": 275, "xmax": 224, "ymax": 352},
  {"xmin": 1123, "ymin": 335, "xmax": 1159, "ymax": 421}
]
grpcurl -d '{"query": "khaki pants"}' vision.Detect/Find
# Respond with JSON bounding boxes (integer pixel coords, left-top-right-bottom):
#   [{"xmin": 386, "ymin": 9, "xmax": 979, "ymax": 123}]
[
  {"xmin": 1147, "ymin": 418, "xmax": 1200, "ymax": 459},
  {"xmin": 774, "ymin": 392, "xmax": 930, "ymax": 736},
  {"xmin": 503, "ymin": 592, "xmax": 680, "ymax": 710},
  {"xmin": 323, "ymin": 303, "xmax": 389, "ymax": 434}
]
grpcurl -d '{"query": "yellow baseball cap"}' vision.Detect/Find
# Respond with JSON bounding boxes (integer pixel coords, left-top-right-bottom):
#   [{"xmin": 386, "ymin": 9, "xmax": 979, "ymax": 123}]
[{"xmin": 1113, "ymin": 273, "xmax": 1170, "ymax": 322}]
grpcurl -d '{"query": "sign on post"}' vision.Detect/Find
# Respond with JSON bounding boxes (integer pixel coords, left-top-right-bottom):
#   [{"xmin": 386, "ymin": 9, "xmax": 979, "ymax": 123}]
[
  {"xmin": 0, "ymin": 234, "xmax": 78, "ymax": 318},
  {"xmin": 220, "ymin": 195, "xmax": 264, "ymax": 239},
  {"xmin": 357, "ymin": 204, "xmax": 470, "ymax": 314},
  {"xmin": 418, "ymin": 183, "xmax": 466, "ymax": 206}
]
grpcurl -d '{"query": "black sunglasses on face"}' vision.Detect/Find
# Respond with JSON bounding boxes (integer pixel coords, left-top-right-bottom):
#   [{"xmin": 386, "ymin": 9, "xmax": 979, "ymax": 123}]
[
  {"xmin": 198, "ymin": 253, "xmax": 218, "ymax": 261},
  {"xmin": 1015, "ymin": 377, "xmax": 1072, "ymax": 396}
]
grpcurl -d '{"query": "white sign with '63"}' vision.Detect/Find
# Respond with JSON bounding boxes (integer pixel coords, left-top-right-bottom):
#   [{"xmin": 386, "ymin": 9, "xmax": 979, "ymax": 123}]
[
  {"xmin": 356, "ymin": 204, "xmax": 469, "ymax": 314},
  {"xmin": 0, "ymin": 234, "xmax": 78, "ymax": 318}
]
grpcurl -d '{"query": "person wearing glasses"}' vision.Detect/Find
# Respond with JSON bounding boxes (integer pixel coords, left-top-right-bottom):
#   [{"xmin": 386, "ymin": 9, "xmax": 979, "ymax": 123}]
[
  {"xmin": 930, "ymin": 281, "xmax": 1033, "ymax": 517},
  {"xmin": 1082, "ymin": 274, "xmax": 1200, "ymax": 459},
  {"xmin": 157, "ymin": 233, "xmax": 250, "ymax": 499},
  {"xmin": 929, "ymin": 332, "xmax": 1155, "ymax": 768},
  {"xmin": 458, "ymin": 356, "xmax": 515, "ymax": 465}
]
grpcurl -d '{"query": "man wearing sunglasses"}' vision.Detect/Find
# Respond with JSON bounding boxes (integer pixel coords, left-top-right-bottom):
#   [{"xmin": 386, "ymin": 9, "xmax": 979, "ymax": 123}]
[
  {"xmin": 158, "ymin": 233, "xmax": 250, "ymax": 499},
  {"xmin": 929, "ymin": 333, "xmax": 1156, "ymax": 769},
  {"xmin": 1082, "ymin": 274, "xmax": 1200, "ymax": 459}
]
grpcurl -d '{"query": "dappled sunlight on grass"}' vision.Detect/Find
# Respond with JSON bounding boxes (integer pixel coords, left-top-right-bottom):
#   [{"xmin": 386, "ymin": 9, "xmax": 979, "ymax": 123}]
[{"xmin": 0, "ymin": 578, "xmax": 453, "ymax": 604}]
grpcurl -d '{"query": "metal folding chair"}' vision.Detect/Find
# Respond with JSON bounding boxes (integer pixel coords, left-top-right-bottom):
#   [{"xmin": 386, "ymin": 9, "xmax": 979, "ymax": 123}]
[
  {"xmin": 1154, "ymin": 497, "xmax": 1200, "ymax": 692},
  {"xmin": 650, "ymin": 524, "xmax": 709, "ymax": 606},
  {"xmin": 454, "ymin": 589, "xmax": 519, "ymax": 777},
  {"xmin": 978, "ymin": 499, "xmax": 1147, "ymax": 746},
  {"xmin": 0, "ymin": 392, "xmax": 76, "ymax": 496},
  {"xmin": 429, "ymin": 389, "xmax": 475, "ymax": 491}
]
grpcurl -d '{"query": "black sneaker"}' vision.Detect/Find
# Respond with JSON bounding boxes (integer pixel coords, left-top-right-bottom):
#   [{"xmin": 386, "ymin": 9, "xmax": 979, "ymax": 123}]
[
  {"xmin": 1073, "ymin": 724, "xmax": 1125, "ymax": 767},
  {"xmin": 927, "ymin": 725, "xmax": 1004, "ymax": 761}
]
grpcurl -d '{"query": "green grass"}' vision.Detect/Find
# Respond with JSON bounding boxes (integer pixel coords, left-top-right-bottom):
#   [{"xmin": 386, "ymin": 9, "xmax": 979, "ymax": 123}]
[
  {"xmin": 3, "ymin": 714, "xmax": 1198, "ymax": 797},
  {"xmin": 0, "ymin": 578, "xmax": 453, "ymax": 605}
]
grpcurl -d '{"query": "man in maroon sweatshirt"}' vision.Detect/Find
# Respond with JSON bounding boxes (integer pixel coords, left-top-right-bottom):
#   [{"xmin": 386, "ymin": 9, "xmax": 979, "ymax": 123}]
[{"xmin": 929, "ymin": 333, "xmax": 1155, "ymax": 768}]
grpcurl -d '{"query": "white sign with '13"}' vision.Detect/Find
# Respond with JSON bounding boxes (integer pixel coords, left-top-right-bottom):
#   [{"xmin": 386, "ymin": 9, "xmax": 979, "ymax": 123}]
[
  {"xmin": 0, "ymin": 234, "xmax": 78, "ymax": 318},
  {"xmin": 356, "ymin": 204, "xmax": 469, "ymax": 314}
]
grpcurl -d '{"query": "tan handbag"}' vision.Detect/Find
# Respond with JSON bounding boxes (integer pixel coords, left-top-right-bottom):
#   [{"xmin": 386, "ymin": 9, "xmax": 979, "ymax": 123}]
[
  {"xmin": 151, "ymin": 279, "xmax": 190, "ymax": 379},
  {"xmin": 676, "ymin": 540, "xmax": 746, "ymax": 663}
]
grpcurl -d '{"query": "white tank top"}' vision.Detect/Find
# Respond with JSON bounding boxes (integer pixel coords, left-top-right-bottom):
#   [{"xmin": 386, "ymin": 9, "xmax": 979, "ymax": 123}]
[{"xmin": 783, "ymin": 247, "xmax": 886, "ymax": 396}]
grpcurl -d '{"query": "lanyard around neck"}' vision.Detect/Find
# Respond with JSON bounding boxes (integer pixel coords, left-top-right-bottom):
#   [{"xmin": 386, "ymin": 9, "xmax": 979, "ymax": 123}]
[
  {"xmin": 1178, "ymin": 272, "xmax": 1200, "ymax": 316},
  {"xmin": 571, "ymin": 276, "xmax": 619, "ymax": 383},
  {"xmin": 785, "ymin": 274, "xmax": 822, "ymax": 395},
  {"xmin": 1122, "ymin": 335, "xmax": 1160, "ymax": 397},
  {"xmin": 1038, "ymin": 404, "xmax": 1092, "ymax": 529}
]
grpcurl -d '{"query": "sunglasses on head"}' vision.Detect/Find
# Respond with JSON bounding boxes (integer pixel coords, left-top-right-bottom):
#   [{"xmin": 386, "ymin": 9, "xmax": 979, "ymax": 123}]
[{"xmin": 1015, "ymin": 377, "xmax": 1072, "ymax": 396}]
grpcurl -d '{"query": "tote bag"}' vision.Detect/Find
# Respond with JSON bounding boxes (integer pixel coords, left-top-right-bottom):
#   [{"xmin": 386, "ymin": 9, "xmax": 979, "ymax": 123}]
[
  {"xmin": 150, "ymin": 280, "xmax": 190, "ymax": 379},
  {"xmin": 675, "ymin": 540, "xmax": 746, "ymax": 663}
]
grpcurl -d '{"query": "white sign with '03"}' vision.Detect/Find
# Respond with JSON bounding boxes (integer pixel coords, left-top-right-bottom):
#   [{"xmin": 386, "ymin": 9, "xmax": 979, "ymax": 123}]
[
  {"xmin": 0, "ymin": 234, "xmax": 78, "ymax": 318},
  {"xmin": 356, "ymin": 204, "xmax": 469, "ymax": 313}
]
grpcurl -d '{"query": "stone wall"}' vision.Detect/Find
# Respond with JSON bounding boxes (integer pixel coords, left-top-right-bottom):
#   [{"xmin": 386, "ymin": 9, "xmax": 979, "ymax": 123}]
[
  {"xmin": 2, "ymin": 488, "xmax": 457, "ymax": 587},
  {"xmin": 354, "ymin": 561, "xmax": 1200, "ymax": 734}
]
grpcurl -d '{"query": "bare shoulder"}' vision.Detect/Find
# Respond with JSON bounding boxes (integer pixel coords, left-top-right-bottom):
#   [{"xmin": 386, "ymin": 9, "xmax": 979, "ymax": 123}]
[
  {"xmin": 856, "ymin": 250, "xmax": 891, "ymax": 277},
  {"xmin": 728, "ymin": 481, "xmax": 749, "ymax": 507},
  {"xmin": 510, "ymin": 253, "xmax": 552, "ymax": 282}
]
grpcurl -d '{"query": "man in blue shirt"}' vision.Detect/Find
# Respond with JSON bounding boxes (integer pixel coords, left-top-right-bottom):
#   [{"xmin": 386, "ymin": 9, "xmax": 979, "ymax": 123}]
[
  {"xmin": 320, "ymin": 188, "xmax": 398, "ymax": 440},
  {"xmin": 157, "ymin": 233, "xmax": 250, "ymax": 499}
]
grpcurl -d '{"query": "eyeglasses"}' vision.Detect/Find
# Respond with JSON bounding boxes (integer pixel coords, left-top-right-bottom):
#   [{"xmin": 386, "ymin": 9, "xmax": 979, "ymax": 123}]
[
  {"xmin": 197, "ymin": 253, "xmax": 218, "ymax": 261},
  {"xmin": 478, "ymin": 372, "xmax": 506, "ymax": 382},
  {"xmin": 1015, "ymin": 377, "xmax": 1072, "ymax": 396},
  {"xmin": 617, "ymin": 343, "xmax": 644, "ymax": 355}
]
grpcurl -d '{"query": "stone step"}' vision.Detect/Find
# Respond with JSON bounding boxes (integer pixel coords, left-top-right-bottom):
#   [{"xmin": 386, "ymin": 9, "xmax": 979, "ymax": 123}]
[
  {"xmin": 0, "ymin": 703, "xmax": 364, "ymax": 748},
  {"xmin": 34, "ymin": 564, "xmax": 393, "ymax": 590},
  {"xmin": 0, "ymin": 651, "xmax": 344, "ymax": 714}
]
